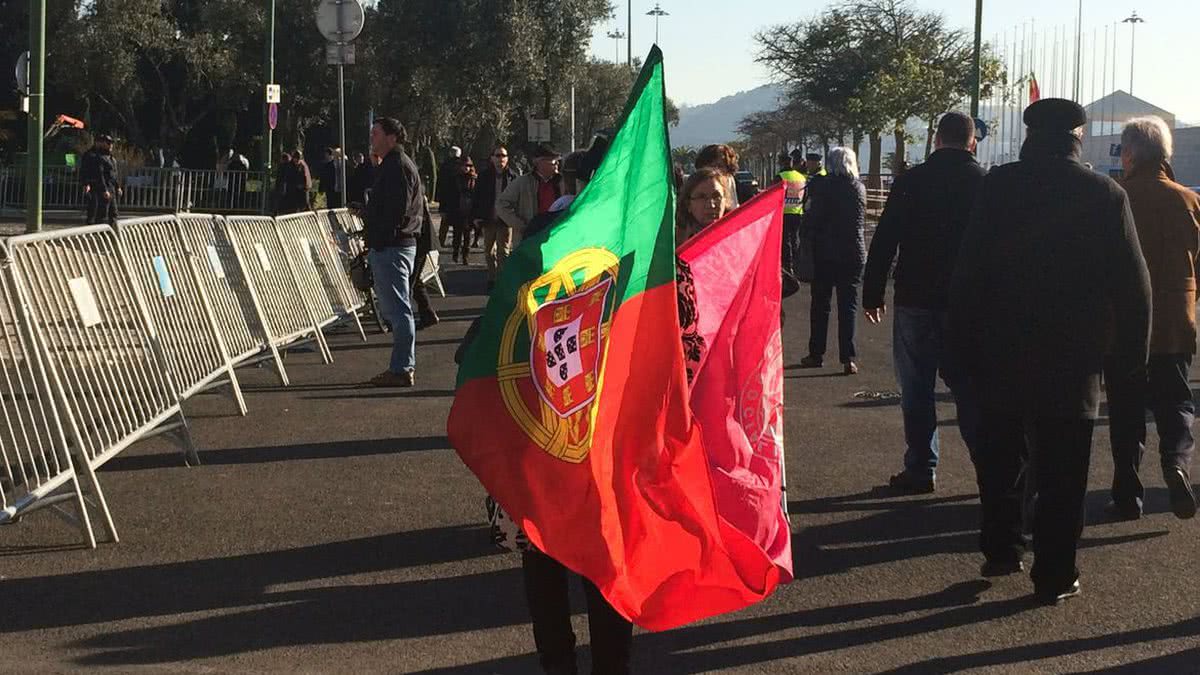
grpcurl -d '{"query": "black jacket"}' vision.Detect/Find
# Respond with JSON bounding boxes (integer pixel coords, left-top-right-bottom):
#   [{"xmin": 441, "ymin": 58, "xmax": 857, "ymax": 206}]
[
  {"xmin": 863, "ymin": 148, "xmax": 986, "ymax": 310},
  {"xmin": 80, "ymin": 148, "xmax": 118, "ymax": 192},
  {"xmin": 949, "ymin": 132, "xmax": 1151, "ymax": 419},
  {"xmin": 807, "ymin": 174, "xmax": 866, "ymax": 266},
  {"xmin": 365, "ymin": 148, "xmax": 424, "ymax": 249},
  {"xmin": 472, "ymin": 164, "xmax": 519, "ymax": 223}
]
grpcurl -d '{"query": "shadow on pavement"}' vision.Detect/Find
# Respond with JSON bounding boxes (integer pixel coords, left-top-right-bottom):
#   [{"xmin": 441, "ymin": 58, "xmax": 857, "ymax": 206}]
[
  {"xmin": 2, "ymin": 526, "xmax": 528, "ymax": 665},
  {"xmin": 303, "ymin": 390, "xmax": 456, "ymax": 401},
  {"xmin": 875, "ymin": 615, "xmax": 1200, "ymax": 674},
  {"xmin": 101, "ymin": 436, "xmax": 449, "ymax": 471}
]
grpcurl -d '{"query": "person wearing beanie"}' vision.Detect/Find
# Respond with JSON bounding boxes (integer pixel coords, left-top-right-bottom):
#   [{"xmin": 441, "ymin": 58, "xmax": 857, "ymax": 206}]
[{"xmin": 949, "ymin": 98, "xmax": 1151, "ymax": 604}]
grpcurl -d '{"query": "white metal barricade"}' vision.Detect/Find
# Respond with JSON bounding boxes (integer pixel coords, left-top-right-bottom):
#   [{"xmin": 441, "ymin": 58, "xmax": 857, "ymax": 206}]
[
  {"xmin": 2, "ymin": 226, "xmax": 199, "ymax": 476},
  {"xmin": 325, "ymin": 208, "xmax": 446, "ymax": 297},
  {"xmin": 0, "ymin": 261, "xmax": 109, "ymax": 547},
  {"xmin": 222, "ymin": 216, "xmax": 332, "ymax": 363},
  {"xmin": 116, "ymin": 215, "xmax": 247, "ymax": 414},
  {"xmin": 175, "ymin": 214, "xmax": 290, "ymax": 385},
  {"xmin": 276, "ymin": 211, "xmax": 366, "ymax": 341}
]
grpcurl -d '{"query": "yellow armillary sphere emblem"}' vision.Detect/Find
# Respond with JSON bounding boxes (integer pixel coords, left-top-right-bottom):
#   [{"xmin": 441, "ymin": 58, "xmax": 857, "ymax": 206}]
[{"xmin": 497, "ymin": 248, "xmax": 620, "ymax": 463}]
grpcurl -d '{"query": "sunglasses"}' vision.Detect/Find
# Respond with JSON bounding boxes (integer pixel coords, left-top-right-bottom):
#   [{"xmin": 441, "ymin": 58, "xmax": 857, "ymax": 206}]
[{"xmin": 493, "ymin": 153, "xmax": 508, "ymax": 158}]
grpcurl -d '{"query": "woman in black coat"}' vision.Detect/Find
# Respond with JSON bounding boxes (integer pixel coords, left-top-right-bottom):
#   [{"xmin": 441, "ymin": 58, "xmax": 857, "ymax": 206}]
[{"xmin": 799, "ymin": 146, "xmax": 867, "ymax": 375}]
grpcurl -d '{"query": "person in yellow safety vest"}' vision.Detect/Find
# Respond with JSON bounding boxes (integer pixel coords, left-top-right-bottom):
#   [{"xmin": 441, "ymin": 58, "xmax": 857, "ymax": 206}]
[{"xmin": 778, "ymin": 153, "xmax": 807, "ymax": 279}]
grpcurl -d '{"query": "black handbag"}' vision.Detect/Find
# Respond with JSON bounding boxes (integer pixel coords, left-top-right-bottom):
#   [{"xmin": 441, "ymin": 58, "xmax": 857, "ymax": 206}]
[{"xmin": 349, "ymin": 250, "xmax": 373, "ymax": 292}]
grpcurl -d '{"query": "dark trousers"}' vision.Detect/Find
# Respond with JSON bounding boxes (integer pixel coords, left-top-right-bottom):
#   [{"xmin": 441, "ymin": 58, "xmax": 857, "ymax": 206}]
[
  {"xmin": 450, "ymin": 219, "xmax": 473, "ymax": 262},
  {"xmin": 85, "ymin": 191, "xmax": 118, "ymax": 225},
  {"xmin": 522, "ymin": 548, "xmax": 633, "ymax": 675},
  {"xmin": 410, "ymin": 247, "xmax": 434, "ymax": 319},
  {"xmin": 782, "ymin": 213, "xmax": 803, "ymax": 276},
  {"xmin": 1104, "ymin": 354, "xmax": 1196, "ymax": 509},
  {"xmin": 808, "ymin": 260, "xmax": 862, "ymax": 363},
  {"xmin": 974, "ymin": 413, "xmax": 1094, "ymax": 593}
]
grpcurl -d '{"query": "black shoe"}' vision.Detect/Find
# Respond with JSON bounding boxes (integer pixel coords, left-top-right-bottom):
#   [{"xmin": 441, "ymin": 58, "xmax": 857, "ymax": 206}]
[
  {"xmin": 416, "ymin": 311, "xmax": 440, "ymax": 331},
  {"xmin": 798, "ymin": 354, "xmax": 823, "ymax": 368},
  {"xmin": 1035, "ymin": 579, "xmax": 1082, "ymax": 606},
  {"xmin": 1164, "ymin": 466, "xmax": 1197, "ymax": 520},
  {"xmin": 1104, "ymin": 500, "xmax": 1142, "ymax": 521},
  {"xmin": 980, "ymin": 559, "xmax": 1024, "ymax": 577},
  {"xmin": 888, "ymin": 470, "xmax": 935, "ymax": 494}
]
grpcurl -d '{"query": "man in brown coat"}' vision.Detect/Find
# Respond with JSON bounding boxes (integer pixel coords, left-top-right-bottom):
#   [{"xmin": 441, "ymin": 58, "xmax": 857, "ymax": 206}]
[{"xmin": 1105, "ymin": 116, "xmax": 1200, "ymax": 521}]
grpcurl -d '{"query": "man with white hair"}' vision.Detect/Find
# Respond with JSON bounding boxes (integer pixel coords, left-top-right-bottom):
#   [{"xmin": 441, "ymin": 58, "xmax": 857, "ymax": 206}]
[{"xmin": 1105, "ymin": 116, "xmax": 1200, "ymax": 521}]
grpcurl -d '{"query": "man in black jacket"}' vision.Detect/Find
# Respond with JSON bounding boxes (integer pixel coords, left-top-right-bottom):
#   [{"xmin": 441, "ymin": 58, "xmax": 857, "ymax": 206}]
[
  {"xmin": 81, "ymin": 134, "xmax": 121, "ymax": 224},
  {"xmin": 949, "ymin": 99, "xmax": 1151, "ymax": 603},
  {"xmin": 473, "ymin": 144, "xmax": 519, "ymax": 290},
  {"xmin": 863, "ymin": 112, "xmax": 986, "ymax": 494},
  {"xmin": 363, "ymin": 117, "xmax": 426, "ymax": 387}
]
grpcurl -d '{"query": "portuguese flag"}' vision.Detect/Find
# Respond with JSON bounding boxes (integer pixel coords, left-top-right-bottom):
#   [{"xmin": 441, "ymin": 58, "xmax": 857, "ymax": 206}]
[{"xmin": 448, "ymin": 47, "xmax": 781, "ymax": 630}]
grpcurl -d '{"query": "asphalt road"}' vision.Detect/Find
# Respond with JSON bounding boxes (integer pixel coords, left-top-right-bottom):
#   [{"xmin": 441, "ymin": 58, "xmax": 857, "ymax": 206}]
[{"xmin": 2, "ymin": 253, "xmax": 1198, "ymax": 674}]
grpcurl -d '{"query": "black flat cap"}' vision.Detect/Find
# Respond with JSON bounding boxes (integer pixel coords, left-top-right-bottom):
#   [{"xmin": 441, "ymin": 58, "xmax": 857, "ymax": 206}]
[
  {"xmin": 1024, "ymin": 98, "xmax": 1087, "ymax": 131},
  {"xmin": 805, "ymin": 153, "xmax": 822, "ymax": 161},
  {"xmin": 532, "ymin": 143, "xmax": 561, "ymax": 159},
  {"xmin": 96, "ymin": 133, "xmax": 114, "ymax": 142}
]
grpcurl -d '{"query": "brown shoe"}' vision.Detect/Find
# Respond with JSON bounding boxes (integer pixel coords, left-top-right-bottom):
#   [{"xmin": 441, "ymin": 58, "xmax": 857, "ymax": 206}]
[
  {"xmin": 844, "ymin": 361, "xmax": 859, "ymax": 375},
  {"xmin": 369, "ymin": 369, "xmax": 415, "ymax": 388}
]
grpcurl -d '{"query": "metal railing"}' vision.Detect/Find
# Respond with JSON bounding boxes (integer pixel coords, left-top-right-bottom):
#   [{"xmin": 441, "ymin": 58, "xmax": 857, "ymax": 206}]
[
  {"xmin": 0, "ymin": 165, "xmax": 268, "ymax": 215},
  {"xmin": 1, "ymin": 260, "xmax": 105, "ymax": 546},
  {"xmin": 222, "ymin": 216, "xmax": 333, "ymax": 362},
  {"xmin": 116, "ymin": 215, "xmax": 247, "ymax": 414},
  {"xmin": 275, "ymin": 212, "xmax": 366, "ymax": 342}
]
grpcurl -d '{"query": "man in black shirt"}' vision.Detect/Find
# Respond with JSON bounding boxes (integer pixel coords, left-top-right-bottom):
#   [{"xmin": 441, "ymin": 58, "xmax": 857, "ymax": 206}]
[
  {"xmin": 863, "ymin": 112, "xmax": 986, "ymax": 494},
  {"xmin": 362, "ymin": 118, "xmax": 425, "ymax": 387},
  {"xmin": 81, "ymin": 134, "xmax": 121, "ymax": 224}
]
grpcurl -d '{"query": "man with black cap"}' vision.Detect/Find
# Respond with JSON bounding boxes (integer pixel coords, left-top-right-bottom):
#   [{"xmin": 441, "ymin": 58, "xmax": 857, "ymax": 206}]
[
  {"xmin": 949, "ymin": 99, "xmax": 1151, "ymax": 604},
  {"xmin": 497, "ymin": 143, "xmax": 562, "ymax": 245},
  {"xmin": 81, "ymin": 133, "xmax": 121, "ymax": 225}
]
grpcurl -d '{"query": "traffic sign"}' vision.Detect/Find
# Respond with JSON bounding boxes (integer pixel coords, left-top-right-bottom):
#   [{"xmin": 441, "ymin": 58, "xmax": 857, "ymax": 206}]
[
  {"xmin": 266, "ymin": 83, "xmax": 281, "ymax": 103},
  {"xmin": 15, "ymin": 51, "xmax": 29, "ymax": 95},
  {"xmin": 325, "ymin": 43, "xmax": 356, "ymax": 65},
  {"xmin": 315, "ymin": 0, "xmax": 365, "ymax": 44},
  {"xmin": 268, "ymin": 103, "xmax": 279, "ymax": 130},
  {"xmin": 528, "ymin": 118, "xmax": 551, "ymax": 143}
]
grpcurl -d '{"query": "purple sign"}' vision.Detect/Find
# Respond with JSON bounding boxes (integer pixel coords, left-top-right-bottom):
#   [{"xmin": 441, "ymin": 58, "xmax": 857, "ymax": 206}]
[{"xmin": 269, "ymin": 103, "xmax": 279, "ymax": 130}]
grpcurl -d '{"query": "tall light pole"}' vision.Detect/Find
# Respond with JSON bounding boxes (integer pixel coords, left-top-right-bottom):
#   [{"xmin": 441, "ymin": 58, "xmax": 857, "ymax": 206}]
[
  {"xmin": 627, "ymin": 0, "xmax": 632, "ymax": 69},
  {"xmin": 1073, "ymin": 0, "xmax": 1083, "ymax": 100},
  {"xmin": 25, "ymin": 0, "xmax": 46, "ymax": 233},
  {"xmin": 646, "ymin": 3, "xmax": 668, "ymax": 44},
  {"xmin": 1122, "ymin": 11, "xmax": 1144, "ymax": 95},
  {"xmin": 607, "ymin": 29, "xmax": 626, "ymax": 65},
  {"xmin": 262, "ymin": 0, "xmax": 276, "ymax": 210},
  {"xmin": 970, "ymin": 0, "xmax": 982, "ymax": 117}
]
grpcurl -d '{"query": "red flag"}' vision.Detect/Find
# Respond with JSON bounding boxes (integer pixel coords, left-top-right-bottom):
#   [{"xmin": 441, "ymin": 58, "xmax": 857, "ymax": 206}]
[
  {"xmin": 678, "ymin": 184, "xmax": 793, "ymax": 582},
  {"xmin": 1029, "ymin": 73, "xmax": 1041, "ymax": 103}
]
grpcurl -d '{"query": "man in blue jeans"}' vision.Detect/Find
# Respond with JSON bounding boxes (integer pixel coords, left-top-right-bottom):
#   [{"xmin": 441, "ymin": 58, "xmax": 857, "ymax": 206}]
[
  {"xmin": 862, "ymin": 112, "xmax": 986, "ymax": 493},
  {"xmin": 363, "ymin": 117, "xmax": 425, "ymax": 387}
]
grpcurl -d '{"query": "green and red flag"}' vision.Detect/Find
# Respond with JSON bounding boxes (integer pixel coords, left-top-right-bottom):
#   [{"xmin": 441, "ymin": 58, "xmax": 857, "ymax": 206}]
[{"xmin": 448, "ymin": 47, "xmax": 781, "ymax": 630}]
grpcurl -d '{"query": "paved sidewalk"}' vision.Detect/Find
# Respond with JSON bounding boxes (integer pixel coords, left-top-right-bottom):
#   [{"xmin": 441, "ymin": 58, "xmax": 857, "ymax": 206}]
[{"xmin": 1, "ymin": 260, "xmax": 1197, "ymax": 673}]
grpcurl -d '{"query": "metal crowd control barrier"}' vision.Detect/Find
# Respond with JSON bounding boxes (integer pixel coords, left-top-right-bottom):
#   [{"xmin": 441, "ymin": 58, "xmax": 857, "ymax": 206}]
[
  {"xmin": 1, "ymin": 262, "xmax": 108, "ymax": 547},
  {"xmin": 3, "ymin": 225, "xmax": 199, "ymax": 486},
  {"xmin": 324, "ymin": 208, "xmax": 446, "ymax": 297},
  {"xmin": 175, "ymin": 214, "xmax": 290, "ymax": 385},
  {"xmin": 116, "ymin": 216, "xmax": 248, "ymax": 414},
  {"xmin": 222, "ymin": 216, "xmax": 333, "ymax": 363},
  {"xmin": 275, "ymin": 212, "xmax": 366, "ymax": 341},
  {"xmin": 0, "ymin": 165, "xmax": 267, "ymax": 214}
]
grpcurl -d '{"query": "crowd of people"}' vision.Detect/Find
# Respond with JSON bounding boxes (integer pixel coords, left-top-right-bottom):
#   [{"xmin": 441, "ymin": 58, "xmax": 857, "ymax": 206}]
[{"xmin": 339, "ymin": 96, "xmax": 1199, "ymax": 673}]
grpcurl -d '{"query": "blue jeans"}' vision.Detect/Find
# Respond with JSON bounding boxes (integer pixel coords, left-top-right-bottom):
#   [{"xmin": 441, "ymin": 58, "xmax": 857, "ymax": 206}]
[
  {"xmin": 893, "ymin": 306, "xmax": 981, "ymax": 478},
  {"xmin": 370, "ymin": 245, "xmax": 417, "ymax": 373}
]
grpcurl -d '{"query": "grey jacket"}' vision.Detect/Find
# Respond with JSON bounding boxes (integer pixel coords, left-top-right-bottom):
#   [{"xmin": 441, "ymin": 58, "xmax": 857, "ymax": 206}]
[{"xmin": 496, "ymin": 172, "xmax": 562, "ymax": 239}]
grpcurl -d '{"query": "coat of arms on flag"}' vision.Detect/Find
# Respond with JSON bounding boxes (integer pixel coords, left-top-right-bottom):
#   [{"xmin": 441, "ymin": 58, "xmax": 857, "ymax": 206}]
[{"xmin": 531, "ymin": 276, "xmax": 613, "ymax": 418}]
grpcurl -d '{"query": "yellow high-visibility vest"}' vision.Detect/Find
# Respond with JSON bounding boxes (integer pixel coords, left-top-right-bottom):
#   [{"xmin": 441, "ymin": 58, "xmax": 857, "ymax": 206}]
[{"xmin": 779, "ymin": 169, "xmax": 806, "ymax": 215}]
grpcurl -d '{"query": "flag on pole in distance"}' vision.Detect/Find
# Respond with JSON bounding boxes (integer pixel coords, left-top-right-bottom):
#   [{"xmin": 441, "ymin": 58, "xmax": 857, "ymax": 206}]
[
  {"xmin": 678, "ymin": 183, "xmax": 793, "ymax": 582},
  {"xmin": 447, "ymin": 47, "xmax": 782, "ymax": 631},
  {"xmin": 1029, "ymin": 73, "xmax": 1041, "ymax": 103}
]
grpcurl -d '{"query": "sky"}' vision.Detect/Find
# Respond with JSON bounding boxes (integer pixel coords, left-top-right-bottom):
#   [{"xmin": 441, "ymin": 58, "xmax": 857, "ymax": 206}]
[{"xmin": 589, "ymin": 0, "xmax": 1200, "ymax": 123}]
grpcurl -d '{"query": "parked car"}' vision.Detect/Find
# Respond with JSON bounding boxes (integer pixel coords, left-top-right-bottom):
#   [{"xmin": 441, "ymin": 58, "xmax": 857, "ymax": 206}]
[{"xmin": 734, "ymin": 170, "xmax": 759, "ymax": 204}]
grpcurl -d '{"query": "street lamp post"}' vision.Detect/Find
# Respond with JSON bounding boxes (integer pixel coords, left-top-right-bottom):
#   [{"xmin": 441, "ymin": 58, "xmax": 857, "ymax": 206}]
[
  {"xmin": 627, "ymin": 0, "xmax": 632, "ymax": 69},
  {"xmin": 262, "ymin": 0, "xmax": 276, "ymax": 210},
  {"xmin": 646, "ymin": 3, "xmax": 669, "ymax": 44},
  {"xmin": 25, "ymin": 0, "xmax": 46, "ymax": 233},
  {"xmin": 970, "ymin": 0, "xmax": 982, "ymax": 117},
  {"xmin": 607, "ymin": 29, "xmax": 626, "ymax": 65},
  {"xmin": 1122, "ymin": 11, "xmax": 1145, "ymax": 95}
]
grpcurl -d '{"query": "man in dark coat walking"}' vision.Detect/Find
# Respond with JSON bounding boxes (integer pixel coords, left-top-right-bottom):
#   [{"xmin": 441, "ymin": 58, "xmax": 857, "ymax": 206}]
[
  {"xmin": 80, "ymin": 134, "xmax": 121, "ymax": 225},
  {"xmin": 864, "ymin": 112, "xmax": 986, "ymax": 494},
  {"xmin": 949, "ymin": 99, "xmax": 1151, "ymax": 604}
]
